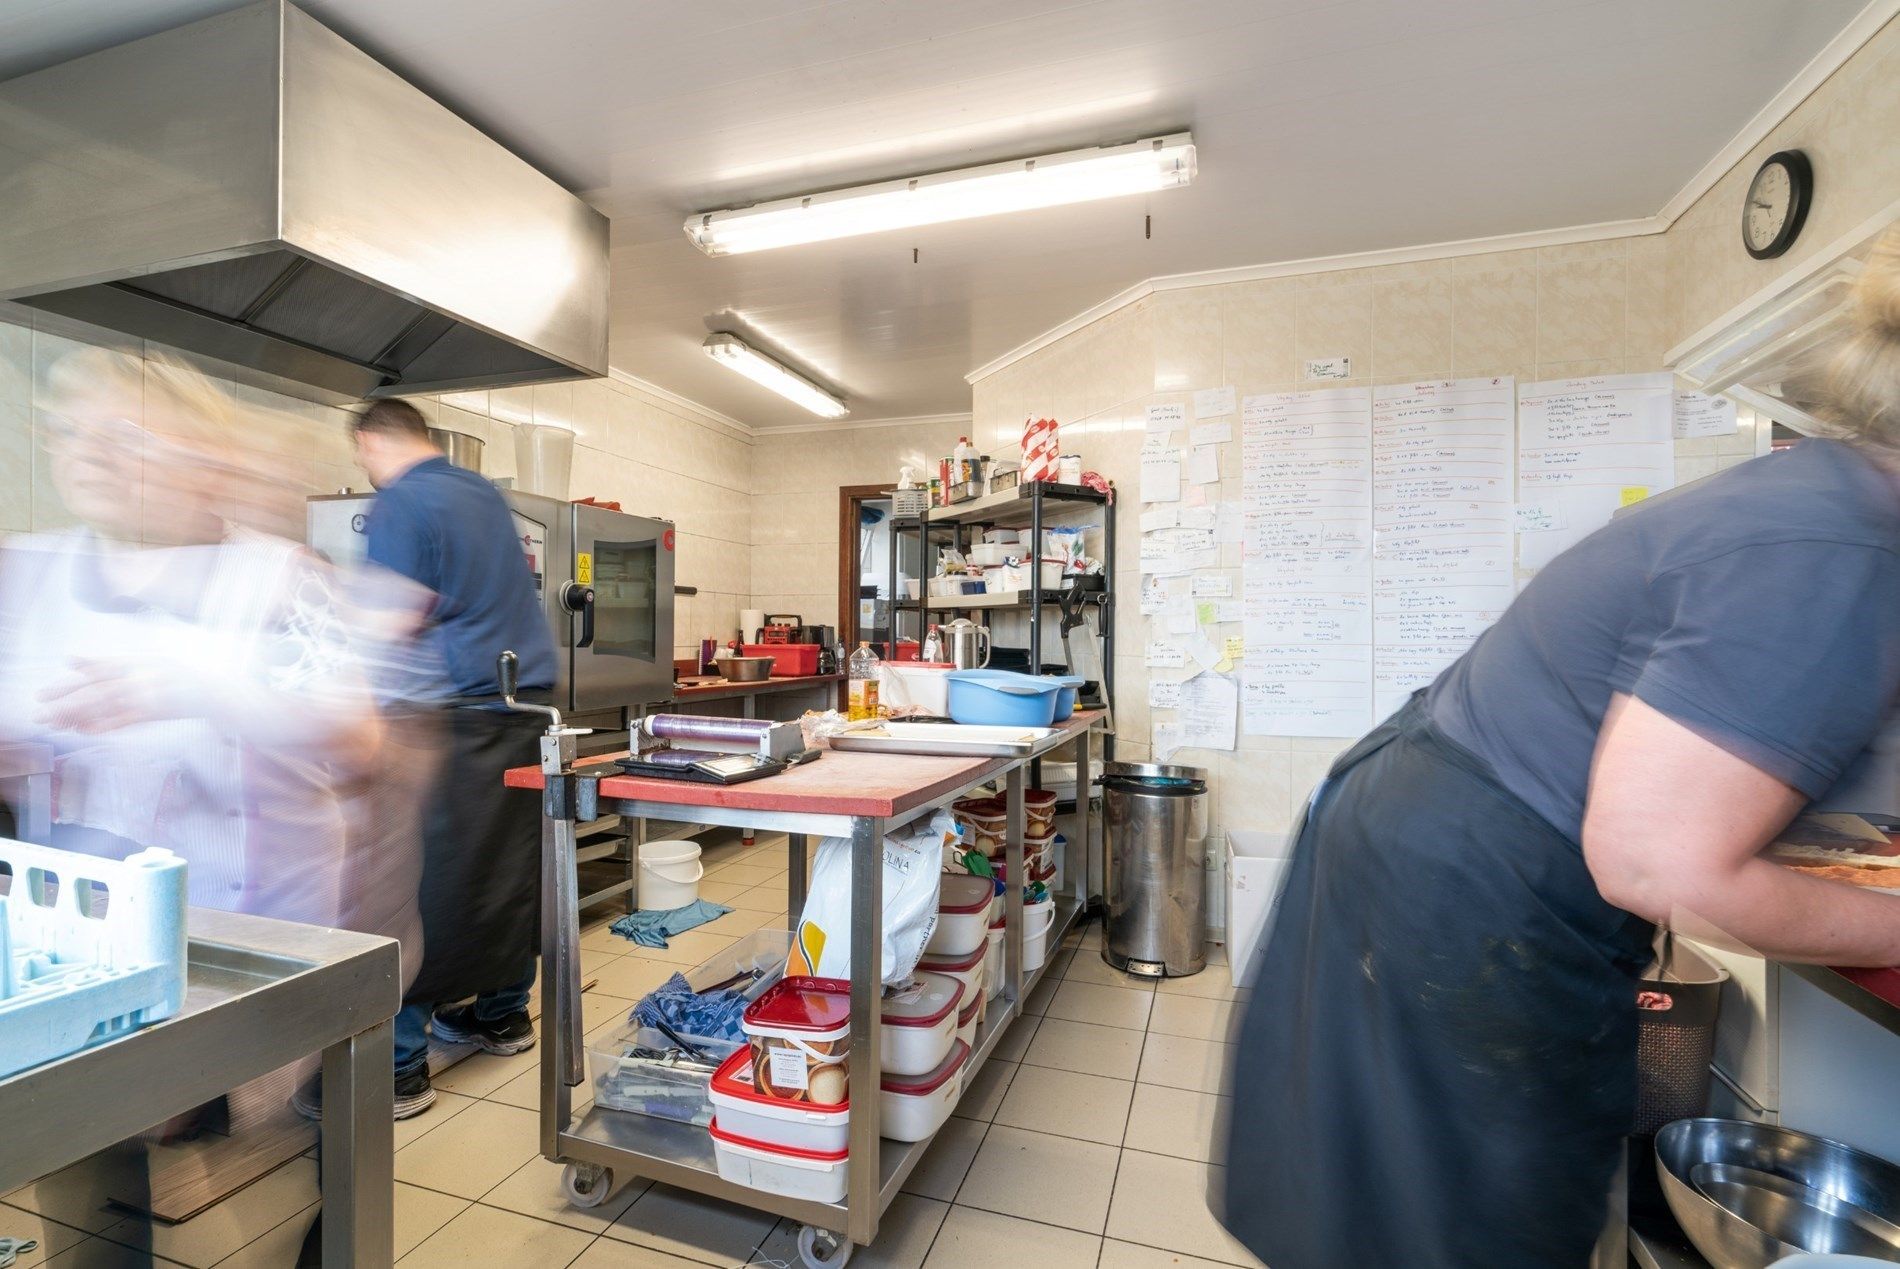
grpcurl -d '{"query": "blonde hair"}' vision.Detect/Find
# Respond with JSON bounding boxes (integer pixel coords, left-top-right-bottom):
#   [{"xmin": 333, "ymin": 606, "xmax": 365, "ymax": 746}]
[{"xmin": 1816, "ymin": 225, "xmax": 1900, "ymax": 455}]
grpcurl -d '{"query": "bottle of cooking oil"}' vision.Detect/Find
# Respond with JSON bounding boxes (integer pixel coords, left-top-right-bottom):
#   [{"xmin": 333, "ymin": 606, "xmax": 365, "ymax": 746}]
[{"xmin": 847, "ymin": 641, "xmax": 881, "ymax": 720}]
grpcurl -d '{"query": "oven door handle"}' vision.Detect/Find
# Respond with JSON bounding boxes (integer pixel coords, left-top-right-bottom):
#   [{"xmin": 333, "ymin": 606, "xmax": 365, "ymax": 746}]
[{"xmin": 563, "ymin": 582, "xmax": 596, "ymax": 648}]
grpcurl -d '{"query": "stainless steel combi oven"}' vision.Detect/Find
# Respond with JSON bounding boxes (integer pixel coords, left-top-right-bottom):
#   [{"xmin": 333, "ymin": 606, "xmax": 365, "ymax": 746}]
[{"xmin": 308, "ymin": 490, "xmax": 675, "ymax": 716}]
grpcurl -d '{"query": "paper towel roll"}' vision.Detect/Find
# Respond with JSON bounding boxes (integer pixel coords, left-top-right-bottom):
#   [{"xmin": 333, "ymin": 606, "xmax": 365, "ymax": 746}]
[{"xmin": 740, "ymin": 609, "xmax": 765, "ymax": 642}]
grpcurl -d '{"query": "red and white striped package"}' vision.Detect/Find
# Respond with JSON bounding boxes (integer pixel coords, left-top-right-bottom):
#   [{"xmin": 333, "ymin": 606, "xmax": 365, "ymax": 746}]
[{"xmin": 1021, "ymin": 416, "xmax": 1060, "ymax": 482}]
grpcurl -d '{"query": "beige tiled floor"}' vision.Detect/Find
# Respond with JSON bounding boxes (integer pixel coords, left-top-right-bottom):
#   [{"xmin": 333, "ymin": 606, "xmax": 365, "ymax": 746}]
[{"xmin": 1, "ymin": 829, "xmax": 1261, "ymax": 1267}]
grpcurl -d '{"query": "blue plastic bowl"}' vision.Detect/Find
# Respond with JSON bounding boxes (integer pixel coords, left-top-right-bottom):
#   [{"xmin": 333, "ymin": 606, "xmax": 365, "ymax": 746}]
[
  {"xmin": 945, "ymin": 669, "xmax": 1061, "ymax": 727},
  {"xmin": 1043, "ymin": 675, "xmax": 1085, "ymax": 721}
]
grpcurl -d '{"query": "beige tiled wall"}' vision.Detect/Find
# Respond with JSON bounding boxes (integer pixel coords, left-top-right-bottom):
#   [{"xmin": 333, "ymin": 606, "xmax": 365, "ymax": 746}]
[
  {"xmin": 1666, "ymin": 13, "xmax": 1900, "ymax": 349},
  {"xmin": 0, "ymin": 309, "xmax": 756, "ymax": 663}
]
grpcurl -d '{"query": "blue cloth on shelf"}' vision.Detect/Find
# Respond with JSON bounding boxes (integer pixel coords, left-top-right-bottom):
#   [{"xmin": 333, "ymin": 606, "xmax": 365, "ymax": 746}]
[
  {"xmin": 631, "ymin": 972, "xmax": 750, "ymax": 1049},
  {"xmin": 609, "ymin": 898, "xmax": 732, "ymax": 949}
]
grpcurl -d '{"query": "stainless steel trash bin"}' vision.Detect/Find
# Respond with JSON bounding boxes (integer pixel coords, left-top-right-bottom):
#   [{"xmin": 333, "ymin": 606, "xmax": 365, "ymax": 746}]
[{"xmin": 1101, "ymin": 761, "xmax": 1209, "ymax": 978}]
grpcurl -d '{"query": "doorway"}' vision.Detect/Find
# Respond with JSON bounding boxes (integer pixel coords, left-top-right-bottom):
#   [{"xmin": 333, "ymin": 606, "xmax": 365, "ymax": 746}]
[{"xmin": 836, "ymin": 483, "xmax": 925, "ymax": 660}]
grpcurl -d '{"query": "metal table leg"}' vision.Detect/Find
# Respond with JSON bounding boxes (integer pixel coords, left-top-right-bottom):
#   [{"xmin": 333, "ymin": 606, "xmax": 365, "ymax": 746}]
[
  {"xmin": 844, "ymin": 814, "xmax": 885, "ymax": 1246},
  {"xmin": 1073, "ymin": 729, "xmax": 1093, "ymax": 908},
  {"xmin": 1004, "ymin": 765, "xmax": 1025, "ymax": 1003},
  {"xmin": 320, "ymin": 1018, "xmax": 394, "ymax": 1269},
  {"xmin": 787, "ymin": 833, "xmax": 809, "ymax": 918}
]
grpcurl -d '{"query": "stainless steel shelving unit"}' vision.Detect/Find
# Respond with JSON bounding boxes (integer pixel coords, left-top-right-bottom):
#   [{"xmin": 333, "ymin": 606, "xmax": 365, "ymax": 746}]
[
  {"xmin": 518, "ymin": 714, "xmax": 1103, "ymax": 1266},
  {"xmin": 885, "ymin": 481, "xmax": 1115, "ymax": 713}
]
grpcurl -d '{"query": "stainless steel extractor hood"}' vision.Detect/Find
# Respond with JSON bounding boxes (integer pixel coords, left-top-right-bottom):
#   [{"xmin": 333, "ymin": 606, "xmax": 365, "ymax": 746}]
[{"xmin": 0, "ymin": 0, "xmax": 609, "ymax": 401}]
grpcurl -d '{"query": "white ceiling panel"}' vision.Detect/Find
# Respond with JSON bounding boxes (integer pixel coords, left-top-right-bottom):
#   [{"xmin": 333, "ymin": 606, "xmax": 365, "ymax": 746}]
[{"xmin": 1, "ymin": 0, "xmax": 1873, "ymax": 426}]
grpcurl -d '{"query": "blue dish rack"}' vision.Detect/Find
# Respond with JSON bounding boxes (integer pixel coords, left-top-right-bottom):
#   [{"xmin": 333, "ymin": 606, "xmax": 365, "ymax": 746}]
[{"xmin": 0, "ymin": 838, "xmax": 189, "ymax": 1080}]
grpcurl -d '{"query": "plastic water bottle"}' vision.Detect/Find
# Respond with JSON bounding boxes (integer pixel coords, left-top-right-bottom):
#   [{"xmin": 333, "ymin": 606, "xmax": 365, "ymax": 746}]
[
  {"xmin": 921, "ymin": 624, "xmax": 942, "ymax": 663},
  {"xmin": 847, "ymin": 641, "xmax": 882, "ymax": 720}
]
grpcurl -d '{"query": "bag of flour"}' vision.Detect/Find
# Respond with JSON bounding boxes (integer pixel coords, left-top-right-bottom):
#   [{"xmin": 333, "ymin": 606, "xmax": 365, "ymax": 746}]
[{"xmin": 788, "ymin": 809, "xmax": 959, "ymax": 985}]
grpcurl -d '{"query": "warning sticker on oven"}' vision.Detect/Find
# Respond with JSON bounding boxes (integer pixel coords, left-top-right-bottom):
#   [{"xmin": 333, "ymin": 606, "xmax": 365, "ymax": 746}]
[{"xmin": 576, "ymin": 552, "xmax": 593, "ymax": 584}]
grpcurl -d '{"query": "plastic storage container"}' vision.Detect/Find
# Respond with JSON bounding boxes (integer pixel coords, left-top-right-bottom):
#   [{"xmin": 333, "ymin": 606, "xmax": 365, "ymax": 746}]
[
  {"xmin": 0, "ymin": 839, "xmax": 189, "ymax": 1080},
  {"xmin": 590, "ymin": 928, "xmax": 794, "ymax": 1123},
  {"xmin": 952, "ymin": 798, "xmax": 1007, "ymax": 853},
  {"xmin": 638, "ymin": 839, "xmax": 702, "ymax": 910},
  {"xmin": 984, "ymin": 920, "xmax": 1005, "ymax": 1000},
  {"xmin": 881, "ymin": 663, "xmax": 954, "ymax": 716},
  {"xmin": 945, "ymin": 670, "xmax": 1062, "ymax": 727},
  {"xmin": 1024, "ymin": 789, "xmax": 1059, "ymax": 836},
  {"xmin": 1022, "ymin": 894, "xmax": 1056, "ymax": 973},
  {"xmin": 956, "ymin": 991, "xmax": 980, "ymax": 1050},
  {"xmin": 880, "ymin": 972, "xmax": 963, "ymax": 1076},
  {"xmin": 742, "ymin": 977, "xmax": 851, "ymax": 1105},
  {"xmin": 709, "ymin": 1120, "xmax": 849, "ymax": 1202},
  {"xmin": 925, "ymin": 874, "xmax": 994, "ymax": 957},
  {"xmin": 709, "ymin": 1049, "xmax": 850, "ymax": 1152},
  {"xmin": 916, "ymin": 945, "xmax": 985, "ymax": 1009},
  {"xmin": 1044, "ymin": 675, "xmax": 1086, "ymax": 722},
  {"xmin": 880, "ymin": 1040, "xmax": 970, "ymax": 1143},
  {"xmin": 741, "ymin": 642, "xmax": 821, "ymax": 677}
]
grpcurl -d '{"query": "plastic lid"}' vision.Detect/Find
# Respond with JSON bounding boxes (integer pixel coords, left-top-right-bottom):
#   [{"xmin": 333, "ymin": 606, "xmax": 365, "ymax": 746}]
[
  {"xmin": 882, "ymin": 972, "xmax": 964, "ymax": 1028},
  {"xmin": 710, "ymin": 1048, "xmax": 851, "ymax": 1113},
  {"xmin": 918, "ymin": 944, "xmax": 985, "ymax": 973},
  {"xmin": 743, "ymin": 977, "xmax": 852, "ymax": 1034},
  {"xmin": 938, "ymin": 873, "xmax": 993, "ymax": 915},
  {"xmin": 881, "ymin": 1039, "xmax": 970, "ymax": 1096},
  {"xmin": 957, "ymin": 992, "xmax": 981, "ymax": 1022},
  {"xmin": 709, "ymin": 1118, "xmax": 849, "ymax": 1162},
  {"xmin": 1024, "ymin": 789, "xmax": 1060, "ymax": 804}
]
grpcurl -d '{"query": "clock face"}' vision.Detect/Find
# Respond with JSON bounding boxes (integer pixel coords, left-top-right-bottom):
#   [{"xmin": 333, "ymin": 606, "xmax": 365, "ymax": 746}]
[
  {"xmin": 1745, "ymin": 162, "xmax": 1791, "ymax": 252},
  {"xmin": 1741, "ymin": 150, "xmax": 1812, "ymax": 260}
]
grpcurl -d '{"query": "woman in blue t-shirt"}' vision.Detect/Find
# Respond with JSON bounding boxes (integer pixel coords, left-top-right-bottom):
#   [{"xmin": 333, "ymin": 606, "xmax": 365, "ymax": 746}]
[{"xmin": 1219, "ymin": 228, "xmax": 1900, "ymax": 1268}]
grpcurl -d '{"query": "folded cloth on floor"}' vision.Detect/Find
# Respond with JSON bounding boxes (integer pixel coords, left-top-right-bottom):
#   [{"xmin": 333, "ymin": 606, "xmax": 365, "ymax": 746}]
[
  {"xmin": 631, "ymin": 973, "xmax": 750, "ymax": 1053},
  {"xmin": 609, "ymin": 897, "xmax": 732, "ymax": 949}
]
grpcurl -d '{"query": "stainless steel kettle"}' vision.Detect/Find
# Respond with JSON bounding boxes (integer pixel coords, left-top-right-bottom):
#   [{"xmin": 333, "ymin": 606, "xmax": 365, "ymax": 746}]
[{"xmin": 942, "ymin": 618, "xmax": 992, "ymax": 669}]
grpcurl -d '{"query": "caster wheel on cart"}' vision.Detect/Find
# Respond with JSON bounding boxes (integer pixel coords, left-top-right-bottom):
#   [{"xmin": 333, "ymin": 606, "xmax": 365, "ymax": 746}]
[
  {"xmin": 561, "ymin": 1163, "xmax": 613, "ymax": 1209},
  {"xmin": 797, "ymin": 1226, "xmax": 853, "ymax": 1269}
]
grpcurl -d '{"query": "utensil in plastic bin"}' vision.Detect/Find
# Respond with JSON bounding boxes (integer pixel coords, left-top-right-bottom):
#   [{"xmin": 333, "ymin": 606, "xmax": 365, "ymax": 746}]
[{"xmin": 1635, "ymin": 931, "xmax": 1728, "ymax": 1136}]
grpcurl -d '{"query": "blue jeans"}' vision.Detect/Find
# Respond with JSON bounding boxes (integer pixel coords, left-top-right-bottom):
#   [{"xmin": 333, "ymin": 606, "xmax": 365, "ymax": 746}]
[{"xmin": 394, "ymin": 962, "xmax": 535, "ymax": 1074}]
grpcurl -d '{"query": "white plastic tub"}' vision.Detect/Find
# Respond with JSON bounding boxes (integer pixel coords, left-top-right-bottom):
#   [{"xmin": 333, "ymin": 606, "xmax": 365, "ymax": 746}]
[
  {"xmin": 969, "ymin": 542, "xmax": 1011, "ymax": 567},
  {"xmin": 880, "ymin": 972, "xmax": 963, "ymax": 1076},
  {"xmin": 917, "ymin": 944, "xmax": 985, "ymax": 1012},
  {"xmin": 709, "ymin": 1119, "xmax": 848, "ymax": 1202},
  {"xmin": 880, "ymin": 1040, "xmax": 969, "ymax": 1143},
  {"xmin": 1227, "ymin": 830, "xmax": 1294, "ymax": 989},
  {"xmin": 638, "ymin": 839, "xmax": 703, "ymax": 910},
  {"xmin": 956, "ymin": 991, "xmax": 980, "ymax": 1050},
  {"xmin": 881, "ymin": 663, "xmax": 953, "ymax": 716},
  {"xmin": 741, "ymin": 977, "xmax": 851, "ymax": 1105},
  {"xmin": 925, "ymin": 874, "xmax": 993, "ymax": 958},
  {"xmin": 1022, "ymin": 896, "xmax": 1056, "ymax": 973},
  {"xmin": 708, "ymin": 1050, "xmax": 849, "ymax": 1152}
]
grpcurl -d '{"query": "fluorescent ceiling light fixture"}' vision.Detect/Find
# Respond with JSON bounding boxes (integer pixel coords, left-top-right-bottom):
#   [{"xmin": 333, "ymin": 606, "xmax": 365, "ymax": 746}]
[
  {"xmin": 686, "ymin": 132, "xmax": 1195, "ymax": 256},
  {"xmin": 702, "ymin": 333, "xmax": 847, "ymax": 418}
]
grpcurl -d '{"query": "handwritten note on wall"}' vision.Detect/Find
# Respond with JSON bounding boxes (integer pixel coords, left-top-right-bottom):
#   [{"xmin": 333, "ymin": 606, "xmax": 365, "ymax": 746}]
[
  {"xmin": 1517, "ymin": 373, "xmax": 1675, "ymax": 572},
  {"xmin": 1240, "ymin": 387, "xmax": 1374, "ymax": 737},
  {"xmin": 1370, "ymin": 378, "xmax": 1516, "ymax": 721}
]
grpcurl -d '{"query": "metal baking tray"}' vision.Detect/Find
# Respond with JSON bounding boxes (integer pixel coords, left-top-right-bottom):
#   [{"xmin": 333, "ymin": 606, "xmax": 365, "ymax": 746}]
[{"xmin": 828, "ymin": 722, "xmax": 1060, "ymax": 758}]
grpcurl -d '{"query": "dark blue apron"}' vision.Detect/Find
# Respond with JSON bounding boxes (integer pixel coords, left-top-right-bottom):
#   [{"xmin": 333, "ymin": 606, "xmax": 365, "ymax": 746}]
[{"xmin": 1217, "ymin": 696, "xmax": 1655, "ymax": 1268}]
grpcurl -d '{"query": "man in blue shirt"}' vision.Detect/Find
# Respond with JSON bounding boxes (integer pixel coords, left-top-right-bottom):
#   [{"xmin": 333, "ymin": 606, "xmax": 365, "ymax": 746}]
[{"xmin": 295, "ymin": 399, "xmax": 557, "ymax": 1120}]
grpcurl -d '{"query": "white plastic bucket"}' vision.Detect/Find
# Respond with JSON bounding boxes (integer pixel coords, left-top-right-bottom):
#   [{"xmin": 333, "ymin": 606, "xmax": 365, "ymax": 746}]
[
  {"xmin": 513, "ymin": 422, "xmax": 575, "ymax": 498},
  {"xmin": 639, "ymin": 839, "xmax": 704, "ymax": 910},
  {"xmin": 1023, "ymin": 897, "xmax": 1056, "ymax": 973}
]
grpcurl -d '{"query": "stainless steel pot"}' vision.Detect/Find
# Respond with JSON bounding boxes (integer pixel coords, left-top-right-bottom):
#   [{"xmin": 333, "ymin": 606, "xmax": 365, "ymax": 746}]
[
  {"xmin": 427, "ymin": 427, "xmax": 485, "ymax": 473},
  {"xmin": 943, "ymin": 618, "xmax": 991, "ymax": 669}
]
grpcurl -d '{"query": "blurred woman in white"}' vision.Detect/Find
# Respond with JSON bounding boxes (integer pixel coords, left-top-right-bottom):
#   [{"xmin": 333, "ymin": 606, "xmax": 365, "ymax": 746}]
[{"xmin": 0, "ymin": 347, "xmax": 389, "ymax": 926}]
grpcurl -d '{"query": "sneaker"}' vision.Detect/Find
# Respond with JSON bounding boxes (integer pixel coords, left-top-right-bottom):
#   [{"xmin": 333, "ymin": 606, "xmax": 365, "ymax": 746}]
[
  {"xmin": 290, "ymin": 1065, "xmax": 436, "ymax": 1122},
  {"xmin": 431, "ymin": 1003, "xmax": 536, "ymax": 1056}
]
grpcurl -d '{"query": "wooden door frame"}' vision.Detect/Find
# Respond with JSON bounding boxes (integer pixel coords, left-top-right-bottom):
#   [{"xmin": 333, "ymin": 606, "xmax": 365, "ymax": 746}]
[{"xmin": 837, "ymin": 484, "xmax": 890, "ymax": 653}]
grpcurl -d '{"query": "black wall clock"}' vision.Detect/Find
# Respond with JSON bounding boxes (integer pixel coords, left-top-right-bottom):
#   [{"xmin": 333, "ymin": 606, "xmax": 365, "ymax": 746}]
[{"xmin": 1742, "ymin": 149, "xmax": 1813, "ymax": 260}]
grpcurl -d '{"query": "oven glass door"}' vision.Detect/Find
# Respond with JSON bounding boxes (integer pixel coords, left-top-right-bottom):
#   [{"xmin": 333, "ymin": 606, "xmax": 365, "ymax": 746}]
[{"xmin": 570, "ymin": 504, "xmax": 674, "ymax": 712}]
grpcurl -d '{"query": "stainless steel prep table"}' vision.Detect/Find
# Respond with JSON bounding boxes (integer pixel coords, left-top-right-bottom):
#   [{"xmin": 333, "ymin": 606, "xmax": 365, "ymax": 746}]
[
  {"xmin": 507, "ymin": 710, "xmax": 1104, "ymax": 1261},
  {"xmin": 0, "ymin": 908, "xmax": 402, "ymax": 1268}
]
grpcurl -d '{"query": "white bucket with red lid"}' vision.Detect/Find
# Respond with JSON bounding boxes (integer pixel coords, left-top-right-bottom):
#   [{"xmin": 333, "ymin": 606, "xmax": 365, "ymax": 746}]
[
  {"xmin": 709, "ymin": 1049, "xmax": 849, "ymax": 1153},
  {"xmin": 925, "ymin": 873, "xmax": 994, "ymax": 958},
  {"xmin": 880, "ymin": 971, "xmax": 964, "ymax": 1076},
  {"xmin": 740, "ymin": 977, "xmax": 850, "ymax": 1106},
  {"xmin": 916, "ymin": 944, "xmax": 985, "ymax": 1010},
  {"xmin": 880, "ymin": 1039, "xmax": 970, "ymax": 1142},
  {"xmin": 708, "ymin": 1119, "xmax": 849, "ymax": 1202}
]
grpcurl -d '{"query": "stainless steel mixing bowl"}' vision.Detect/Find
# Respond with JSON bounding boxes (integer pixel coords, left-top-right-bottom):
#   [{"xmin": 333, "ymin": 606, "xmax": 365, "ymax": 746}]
[
  {"xmin": 713, "ymin": 655, "xmax": 774, "ymax": 683},
  {"xmin": 1656, "ymin": 1119, "xmax": 1900, "ymax": 1268}
]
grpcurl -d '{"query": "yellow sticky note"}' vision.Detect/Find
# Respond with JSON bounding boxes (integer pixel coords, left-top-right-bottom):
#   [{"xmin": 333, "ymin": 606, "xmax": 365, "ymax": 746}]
[
  {"xmin": 576, "ymin": 551, "xmax": 594, "ymax": 583},
  {"xmin": 1224, "ymin": 636, "xmax": 1245, "ymax": 660},
  {"xmin": 1619, "ymin": 486, "xmax": 1649, "ymax": 507}
]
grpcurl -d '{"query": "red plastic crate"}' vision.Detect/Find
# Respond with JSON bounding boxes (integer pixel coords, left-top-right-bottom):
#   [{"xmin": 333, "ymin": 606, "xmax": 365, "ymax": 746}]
[{"xmin": 741, "ymin": 642, "xmax": 821, "ymax": 677}]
